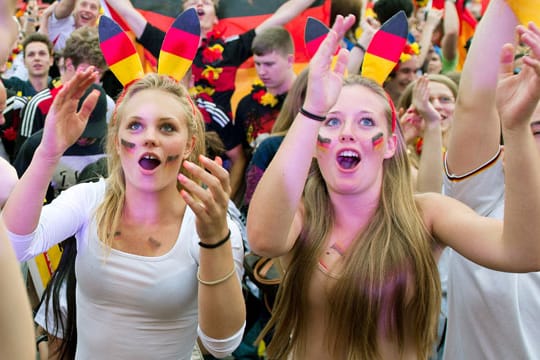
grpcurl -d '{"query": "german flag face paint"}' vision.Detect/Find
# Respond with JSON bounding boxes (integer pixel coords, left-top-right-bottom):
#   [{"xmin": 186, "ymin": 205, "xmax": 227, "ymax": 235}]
[
  {"xmin": 371, "ymin": 132, "xmax": 384, "ymax": 151},
  {"xmin": 317, "ymin": 134, "xmax": 331, "ymax": 151},
  {"xmin": 166, "ymin": 154, "xmax": 181, "ymax": 163},
  {"xmin": 120, "ymin": 138, "xmax": 136, "ymax": 151}
]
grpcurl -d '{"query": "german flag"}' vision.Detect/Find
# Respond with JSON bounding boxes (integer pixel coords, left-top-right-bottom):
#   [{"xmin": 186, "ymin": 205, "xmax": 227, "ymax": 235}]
[
  {"xmin": 158, "ymin": 8, "xmax": 200, "ymax": 82},
  {"xmin": 455, "ymin": 0, "xmax": 478, "ymax": 71},
  {"xmin": 361, "ymin": 11, "xmax": 408, "ymax": 85},
  {"xmin": 98, "ymin": 15, "xmax": 144, "ymax": 87},
  {"xmin": 102, "ymin": 0, "xmax": 330, "ymax": 110}
]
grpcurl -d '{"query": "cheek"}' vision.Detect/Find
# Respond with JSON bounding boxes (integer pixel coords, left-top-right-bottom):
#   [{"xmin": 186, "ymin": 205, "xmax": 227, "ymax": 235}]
[
  {"xmin": 119, "ymin": 138, "xmax": 136, "ymax": 154},
  {"xmin": 316, "ymin": 133, "xmax": 332, "ymax": 152},
  {"xmin": 371, "ymin": 132, "xmax": 384, "ymax": 151}
]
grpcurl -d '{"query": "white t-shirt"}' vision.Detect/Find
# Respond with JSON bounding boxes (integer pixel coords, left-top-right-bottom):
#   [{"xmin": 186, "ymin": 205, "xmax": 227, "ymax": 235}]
[
  {"xmin": 443, "ymin": 150, "xmax": 540, "ymax": 359},
  {"xmin": 8, "ymin": 179, "xmax": 245, "ymax": 359},
  {"xmin": 47, "ymin": 13, "xmax": 76, "ymax": 53}
]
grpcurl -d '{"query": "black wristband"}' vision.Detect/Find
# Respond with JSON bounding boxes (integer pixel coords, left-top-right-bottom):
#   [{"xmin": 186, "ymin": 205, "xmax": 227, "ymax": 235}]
[
  {"xmin": 354, "ymin": 43, "xmax": 367, "ymax": 53},
  {"xmin": 36, "ymin": 334, "xmax": 48, "ymax": 351},
  {"xmin": 300, "ymin": 107, "xmax": 327, "ymax": 122},
  {"xmin": 199, "ymin": 229, "xmax": 231, "ymax": 249}
]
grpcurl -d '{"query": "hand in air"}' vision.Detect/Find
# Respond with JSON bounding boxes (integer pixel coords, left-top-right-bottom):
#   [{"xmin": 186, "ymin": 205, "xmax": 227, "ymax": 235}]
[
  {"xmin": 303, "ymin": 14, "xmax": 356, "ymax": 117},
  {"xmin": 496, "ymin": 22, "xmax": 540, "ymax": 129},
  {"xmin": 178, "ymin": 155, "xmax": 231, "ymax": 245},
  {"xmin": 412, "ymin": 75, "xmax": 441, "ymax": 127},
  {"xmin": 40, "ymin": 67, "xmax": 100, "ymax": 161}
]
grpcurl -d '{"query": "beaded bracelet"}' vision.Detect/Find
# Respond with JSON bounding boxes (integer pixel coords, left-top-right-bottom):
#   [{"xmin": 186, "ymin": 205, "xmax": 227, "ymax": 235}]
[
  {"xmin": 197, "ymin": 265, "xmax": 236, "ymax": 286},
  {"xmin": 299, "ymin": 107, "xmax": 327, "ymax": 122},
  {"xmin": 198, "ymin": 229, "xmax": 231, "ymax": 249}
]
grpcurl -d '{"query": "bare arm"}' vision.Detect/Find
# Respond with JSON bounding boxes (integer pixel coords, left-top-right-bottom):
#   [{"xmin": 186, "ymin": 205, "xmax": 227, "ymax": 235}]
[
  {"xmin": 255, "ymin": 0, "xmax": 317, "ymax": 34},
  {"xmin": 226, "ymin": 144, "xmax": 247, "ymax": 200},
  {"xmin": 178, "ymin": 156, "xmax": 245, "ymax": 341},
  {"xmin": 54, "ymin": 0, "xmax": 76, "ymax": 20},
  {"xmin": 347, "ymin": 16, "xmax": 379, "ymax": 75},
  {"xmin": 104, "ymin": 0, "xmax": 147, "ymax": 38},
  {"xmin": 417, "ymin": 9, "xmax": 444, "ymax": 67},
  {"xmin": 2, "ymin": 69, "xmax": 100, "ymax": 235},
  {"xmin": 247, "ymin": 15, "xmax": 356, "ymax": 257},
  {"xmin": 0, "ymin": 220, "xmax": 36, "ymax": 360},
  {"xmin": 423, "ymin": 22, "xmax": 540, "ymax": 273},
  {"xmin": 38, "ymin": 2, "xmax": 58, "ymax": 35},
  {"xmin": 0, "ymin": 0, "xmax": 18, "ymax": 65},
  {"xmin": 412, "ymin": 76, "xmax": 444, "ymax": 193},
  {"xmin": 440, "ymin": 0, "xmax": 459, "ymax": 62},
  {"xmin": 446, "ymin": 0, "xmax": 516, "ymax": 175},
  {"xmin": 496, "ymin": 22, "xmax": 540, "ymax": 270}
]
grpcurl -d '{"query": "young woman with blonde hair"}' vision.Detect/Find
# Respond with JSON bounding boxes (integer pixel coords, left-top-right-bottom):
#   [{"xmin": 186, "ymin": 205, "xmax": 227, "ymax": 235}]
[{"xmin": 247, "ymin": 14, "xmax": 540, "ymax": 359}]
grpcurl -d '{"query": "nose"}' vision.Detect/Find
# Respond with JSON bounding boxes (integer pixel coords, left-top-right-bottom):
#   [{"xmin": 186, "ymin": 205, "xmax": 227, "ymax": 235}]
[
  {"xmin": 339, "ymin": 122, "xmax": 356, "ymax": 142},
  {"xmin": 143, "ymin": 128, "xmax": 158, "ymax": 147}
]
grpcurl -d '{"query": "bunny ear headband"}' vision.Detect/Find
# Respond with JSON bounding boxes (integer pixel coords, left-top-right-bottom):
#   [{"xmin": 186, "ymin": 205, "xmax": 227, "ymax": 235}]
[
  {"xmin": 98, "ymin": 8, "xmax": 201, "ymax": 88},
  {"xmin": 304, "ymin": 11, "xmax": 409, "ymax": 132}
]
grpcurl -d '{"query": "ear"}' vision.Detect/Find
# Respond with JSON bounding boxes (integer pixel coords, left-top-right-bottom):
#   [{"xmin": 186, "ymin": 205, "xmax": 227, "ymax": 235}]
[
  {"xmin": 287, "ymin": 53, "xmax": 294, "ymax": 66},
  {"xmin": 183, "ymin": 135, "xmax": 197, "ymax": 159},
  {"xmin": 64, "ymin": 58, "xmax": 75, "ymax": 72},
  {"xmin": 383, "ymin": 133, "xmax": 397, "ymax": 159}
]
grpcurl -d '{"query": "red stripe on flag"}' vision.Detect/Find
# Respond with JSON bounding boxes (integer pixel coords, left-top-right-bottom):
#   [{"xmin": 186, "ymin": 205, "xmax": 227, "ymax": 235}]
[
  {"xmin": 366, "ymin": 31, "xmax": 406, "ymax": 61},
  {"xmin": 100, "ymin": 32, "xmax": 138, "ymax": 65},
  {"xmin": 160, "ymin": 27, "xmax": 200, "ymax": 58}
]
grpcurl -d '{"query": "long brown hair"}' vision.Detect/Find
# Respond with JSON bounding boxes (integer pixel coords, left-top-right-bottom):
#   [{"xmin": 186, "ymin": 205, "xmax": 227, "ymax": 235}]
[
  {"xmin": 265, "ymin": 76, "xmax": 440, "ymax": 359},
  {"xmin": 95, "ymin": 73, "xmax": 206, "ymax": 249}
]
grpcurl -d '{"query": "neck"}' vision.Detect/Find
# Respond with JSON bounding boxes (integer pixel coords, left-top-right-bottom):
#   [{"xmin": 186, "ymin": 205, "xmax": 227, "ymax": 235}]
[
  {"xmin": 328, "ymin": 189, "xmax": 380, "ymax": 248},
  {"xmin": 28, "ymin": 75, "xmax": 48, "ymax": 92},
  {"xmin": 123, "ymin": 184, "xmax": 185, "ymax": 224},
  {"xmin": 267, "ymin": 72, "xmax": 297, "ymax": 96}
]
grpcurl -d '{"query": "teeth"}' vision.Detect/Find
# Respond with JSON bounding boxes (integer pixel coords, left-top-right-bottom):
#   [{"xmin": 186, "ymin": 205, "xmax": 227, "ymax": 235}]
[
  {"xmin": 338, "ymin": 150, "xmax": 359, "ymax": 158},
  {"xmin": 143, "ymin": 155, "xmax": 157, "ymax": 160}
]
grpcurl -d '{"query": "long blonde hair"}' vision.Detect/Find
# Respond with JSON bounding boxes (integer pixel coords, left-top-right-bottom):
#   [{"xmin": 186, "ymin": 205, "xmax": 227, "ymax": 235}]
[
  {"xmin": 95, "ymin": 73, "xmax": 206, "ymax": 248},
  {"xmin": 265, "ymin": 76, "xmax": 440, "ymax": 359}
]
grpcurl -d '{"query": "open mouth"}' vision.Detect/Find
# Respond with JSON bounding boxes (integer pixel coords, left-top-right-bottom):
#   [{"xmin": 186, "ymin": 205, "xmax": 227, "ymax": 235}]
[
  {"xmin": 196, "ymin": 8, "xmax": 205, "ymax": 16},
  {"xmin": 139, "ymin": 154, "xmax": 161, "ymax": 171},
  {"xmin": 337, "ymin": 150, "xmax": 361, "ymax": 170}
]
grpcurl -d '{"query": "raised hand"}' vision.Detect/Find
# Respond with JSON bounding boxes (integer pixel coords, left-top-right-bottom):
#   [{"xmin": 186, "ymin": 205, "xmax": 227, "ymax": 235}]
[
  {"xmin": 303, "ymin": 14, "xmax": 356, "ymax": 116},
  {"xmin": 400, "ymin": 106, "xmax": 425, "ymax": 145},
  {"xmin": 178, "ymin": 155, "xmax": 231, "ymax": 244},
  {"xmin": 39, "ymin": 67, "xmax": 100, "ymax": 161},
  {"xmin": 413, "ymin": 75, "xmax": 441, "ymax": 126},
  {"xmin": 496, "ymin": 22, "xmax": 540, "ymax": 129}
]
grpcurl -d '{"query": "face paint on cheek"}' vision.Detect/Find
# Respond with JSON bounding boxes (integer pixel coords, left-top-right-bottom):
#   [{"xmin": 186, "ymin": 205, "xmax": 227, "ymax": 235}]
[
  {"xmin": 371, "ymin": 132, "xmax": 384, "ymax": 151},
  {"xmin": 166, "ymin": 154, "xmax": 180, "ymax": 163},
  {"xmin": 317, "ymin": 134, "xmax": 331, "ymax": 151},
  {"xmin": 120, "ymin": 139, "xmax": 136, "ymax": 152}
]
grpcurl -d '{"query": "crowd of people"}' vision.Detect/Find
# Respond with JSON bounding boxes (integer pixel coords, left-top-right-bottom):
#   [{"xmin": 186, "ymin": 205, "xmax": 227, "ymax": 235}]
[{"xmin": 1, "ymin": 0, "xmax": 540, "ymax": 359}]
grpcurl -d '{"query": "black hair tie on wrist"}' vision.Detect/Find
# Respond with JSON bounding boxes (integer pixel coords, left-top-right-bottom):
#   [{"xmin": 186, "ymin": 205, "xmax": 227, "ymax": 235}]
[
  {"xmin": 300, "ymin": 107, "xmax": 327, "ymax": 122},
  {"xmin": 199, "ymin": 229, "xmax": 231, "ymax": 249}
]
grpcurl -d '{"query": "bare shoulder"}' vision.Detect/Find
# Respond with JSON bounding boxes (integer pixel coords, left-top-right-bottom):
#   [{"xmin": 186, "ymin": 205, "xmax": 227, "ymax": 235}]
[{"xmin": 414, "ymin": 191, "xmax": 473, "ymax": 234}]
